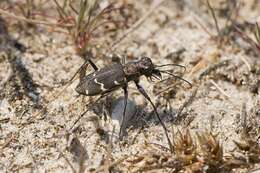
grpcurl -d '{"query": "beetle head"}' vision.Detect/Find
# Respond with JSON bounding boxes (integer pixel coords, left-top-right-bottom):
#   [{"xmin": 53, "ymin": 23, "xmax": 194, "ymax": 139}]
[{"xmin": 137, "ymin": 57, "xmax": 162, "ymax": 79}]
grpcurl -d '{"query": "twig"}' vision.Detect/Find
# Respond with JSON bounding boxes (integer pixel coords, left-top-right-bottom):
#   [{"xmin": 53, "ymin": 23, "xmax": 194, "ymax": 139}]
[
  {"xmin": 57, "ymin": 148, "xmax": 77, "ymax": 173},
  {"xmin": 199, "ymin": 60, "xmax": 229, "ymax": 80},
  {"xmin": 148, "ymin": 142, "xmax": 170, "ymax": 151},
  {"xmin": 210, "ymin": 79, "xmax": 231, "ymax": 98},
  {"xmin": 103, "ymin": 129, "xmax": 113, "ymax": 173},
  {"xmin": 234, "ymin": 25, "xmax": 260, "ymax": 53},
  {"xmin": 0, "ymin": 118, "xmax": 10, "ymax": 123},
  {"xmin": 192, "ymin": 14, "xmax": 215, "ymax": 38},
  {"xmin": 109, "ymin": 0, "xmax": 167, "ymax": 51},
  {"xmin": 0, "ymin": 8, "xmax": 72, "ymax": 27},
  {"xmin": 175, "ymin": 86, "xmax": 198, "ymax": 118},
  {"xmin": 0, "ymin": 134, "xmax": 13, "ymax": 150},
  {"xmin": 206, "ymin": 0, "xmax": 221, "ymax": 37},
  {"xmin": 93, "ymin": 155, "xmax": 128, "ymax": 173},
  {"xmin": 240, "ymin": 102, "xmax": 247, "ymax": 136},
  {"xmin": 239, "ymin": 56, "xmax": 251, "ymax": 72}
]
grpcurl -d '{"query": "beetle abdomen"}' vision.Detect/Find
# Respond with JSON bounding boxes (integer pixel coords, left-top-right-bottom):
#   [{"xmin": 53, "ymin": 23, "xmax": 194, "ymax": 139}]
[{"xmin": 75, "ymin": 64, "xmax": 126, "ymax": 96}]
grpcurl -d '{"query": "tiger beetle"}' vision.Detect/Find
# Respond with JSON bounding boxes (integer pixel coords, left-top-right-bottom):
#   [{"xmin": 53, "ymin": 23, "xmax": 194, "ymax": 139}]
[{"xmin": 74, "ymin": 54, "xmax": 192, "ymax": 152}]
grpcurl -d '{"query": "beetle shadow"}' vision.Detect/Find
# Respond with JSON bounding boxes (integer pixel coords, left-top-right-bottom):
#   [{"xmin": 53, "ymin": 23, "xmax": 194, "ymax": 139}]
[
  {"xmin": 0, "ymin": 17, "xmax": 40, "ymax": 105},
  {"xmin": 93, "ymin": 95, "xmax": 178, "ymax": 142},
  {"xmin": 6, "ymin": 53, "xmax": 40, "ymax": 105},
  {"xmin": 92, "ymin": 96, "xmax": 139, "ymax": 141}
]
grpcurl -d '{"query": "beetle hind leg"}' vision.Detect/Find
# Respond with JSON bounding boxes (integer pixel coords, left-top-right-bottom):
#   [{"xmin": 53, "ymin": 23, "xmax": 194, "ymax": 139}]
[
  {"xmin": 134, "ymin": 81, "xmax": 174, "ymax": 152},
  {"xmin": 119, "ymin": 86, "xmax": 128, "ymax": 139}
]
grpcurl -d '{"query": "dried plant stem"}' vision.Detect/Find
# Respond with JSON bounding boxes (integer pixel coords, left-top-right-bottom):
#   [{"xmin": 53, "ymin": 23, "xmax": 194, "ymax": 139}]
[
  {"xmin": 57, "ymin": 148, "xmax": 77, "ymax": 173},
  {"xmin": 0, "ymin": 8, "xmax": 72, "ymax": 27},
  {"xmin": 0, "ymin": 135, "xmax": 13, "ymax": 151},
  {"xmin": 199, "ymin": 60, "xmax": 229, "ymax": 80},
  {"xmin": 206, "ymin": 0, "xmax": 221, "ymax": 37},
  {"xmin": 192, "ymin": 14, "xmax": 215, "ymax": 38},
  {"xmin": 239, "ymin": 56, "xmax": 251, "ymax": 72},
  {"xmin": 110, "ymin": 0, "xmax": 167, "ymax": 51},
  {"xmin": 240, "ymin": 102, "xmax": 247, "ymax": 136},
  {"xmin": 235, "ymin": 25, "xmax": 260, "ymax": 53},
  {"xmin": 93, "ymin": 156, "xmax": 128, "ymax": 173},
  {"xmin": 210, "ymin": 79, "xmax": 231, "ymax": 98},
  {"xmin": 176, "ymin": 87, "xmax": 198, "ymax": 118}
]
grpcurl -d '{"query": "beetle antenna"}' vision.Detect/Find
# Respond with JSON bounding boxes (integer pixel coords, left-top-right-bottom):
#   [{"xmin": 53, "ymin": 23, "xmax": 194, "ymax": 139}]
[
  {"xmin": 160, "ymin": 70, "xmax": 192, "ymax": 87},
  {"xmin": 156, "ymin": 64, "xmax": 186, "ymax": 72},
  {"xmin": 152, "ymin": 74, "xmax": 161, "ymax": 80}
]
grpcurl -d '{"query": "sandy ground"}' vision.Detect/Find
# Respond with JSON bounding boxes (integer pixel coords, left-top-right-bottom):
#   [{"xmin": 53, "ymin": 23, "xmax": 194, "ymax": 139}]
[{"xmin": 0, "ymin": 0, "xmax": 259, "ymax": 172}]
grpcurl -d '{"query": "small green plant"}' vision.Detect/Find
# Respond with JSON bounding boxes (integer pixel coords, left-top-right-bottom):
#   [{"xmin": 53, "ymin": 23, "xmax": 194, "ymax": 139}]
[
  {"xmin": 254, "ymin": 23, "xmax": 260, "ymax": 48},
  {"xmin": 0, "ymin": 0, "xmax": 122, "ymax": 56},
  {"xmin": 52, "ymin": 0, "xmax": 118, "ymax": 56},
  {"xmin": 235, "ymin": 23, "xmax": 260, "ymax": 54}
]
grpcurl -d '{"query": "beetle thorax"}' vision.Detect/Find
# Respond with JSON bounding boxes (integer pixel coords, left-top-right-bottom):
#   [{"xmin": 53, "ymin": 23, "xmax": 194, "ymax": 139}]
[
  {"xmin": 124, "ymin": 62, "xmax": 138, "ymax": 76},
  {"xmin": 123, "ymin": 57, "xmax": 154, "ymax": 79}
]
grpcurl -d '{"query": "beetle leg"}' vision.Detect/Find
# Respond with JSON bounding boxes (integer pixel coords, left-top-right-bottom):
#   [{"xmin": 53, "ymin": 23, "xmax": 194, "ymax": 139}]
[
  {"xmin": 78, "ymin": 59, "xmax": 99, "ymax": 82},
  {"xmin": 119, "ymin": 85, "xmax": 128, "ymax": 139},
  {"xmin": 82, "ymin": 51, "xmax": 98, "ymax": 71},
  {"xmin": 134, "ymin": 81, "xmax": 174, "ymax": 152},
  {"xmin": 79, "ymin": 61, "xmax": 89, "ymax": 82},
  {"xmin": 78, "ymin": 51, "xmax": 99, "ymax": 83},
  {"xmin": 122, "ymin": 55, "xmax": 126, "ymax": 65},
  {"xmin": 69, "ymin": 93, "xmax": 107, "ymax": 132},
  {"xmin": 88, "ymin": 59, "xmax": 98, "ymax": 71},
  {"xmin": 63, "ymin": 53, "xmax": 98, "ymax": 86}
]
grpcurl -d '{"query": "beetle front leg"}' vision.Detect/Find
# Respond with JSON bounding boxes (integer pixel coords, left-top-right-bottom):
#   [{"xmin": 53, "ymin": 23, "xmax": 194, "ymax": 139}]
[
  {"xmin": 119, "ymin": 85, "xmax": 128, "ymax": 139},
  {"xmin": 87, "ymin": 59, "xmax": 98, "ymax": 71},
  {"xmin": 62, "ymin": 53, "xmax": 99, "ymax": 86},
  {"xmin": 79, "ymin": 52, "xmax": 99, "ymax": 81},
  {"xmin": 134, "ymin": 81, "xmax": 174, "ymax": 152},
  {"xmin": 82, "ymin": 51, "xmax": 98, "ymax": 71}
]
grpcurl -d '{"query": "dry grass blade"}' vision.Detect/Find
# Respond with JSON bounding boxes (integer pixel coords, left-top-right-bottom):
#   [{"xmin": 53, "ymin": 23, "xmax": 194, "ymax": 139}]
[
  {"xmin": 199, "ymin": 60, "xmax": 229, "ymax": 80},
  {"xmin": 174, "ymin": 129, "xmax": 197, "ymax": 164},
  {"xmin": 57, "ymin": 148, "xmax": 77, "ymax": 173},
  {"xmin": 233, "ymin": 138, "xmax": 260, "ymax": 163},
  {"xmin": 197, "ymin": 132, "xmax": 223, "ymax": 162},
  {"xmin": 210, "ymin": 79, "xmax": 231, "ymax": 98},
  {"xmin": 175, "ymin": 87, "xmax": 198, "ymax": 121},
  {"xmin": 93, "ymin": 155, "xmax": 128, "ymax": 173},
  {"xmin": 53, "ymin": 0, "xmax": 69, "ymax": 20},
  {"xmin": 254, "ymin": 23, "xmax": 260, "ymax": 45},
  {"xmin": 52, "ymin": 0, "xmax": 100, "ymax": 53},
  {"xmin": 118, "ymin": 129, "xmax": 260, "ymax": 172},
  {"xmin": 235, "ymin": 24, "xmax": 260, "ymax": 53},
  {"xmin": 67, "ymin": 135, "xmax": 88, "ymax": 173},
  {"xmin": 206, "ymin": 0, "xmax": 220, "ymax": 37},
  {"xmin": 0, "ymin": 8, "xmax": 72, "ymax": 28}
]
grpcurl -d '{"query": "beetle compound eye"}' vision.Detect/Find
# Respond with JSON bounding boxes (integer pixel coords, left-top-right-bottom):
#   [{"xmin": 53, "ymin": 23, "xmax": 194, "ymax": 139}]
[{"xmin": 139, "ymin": 58, "xmax": 153, "ymax": 69}]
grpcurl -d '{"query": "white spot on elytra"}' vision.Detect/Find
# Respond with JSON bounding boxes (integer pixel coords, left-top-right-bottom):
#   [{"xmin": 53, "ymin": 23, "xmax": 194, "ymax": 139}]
[
  {"xmin": 114, "ymin": 81, "xmax": 120, "ymax": 85},
  {"xmin": 94, "ymin": 78, "xmax": 107, "ymax": 91}
]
